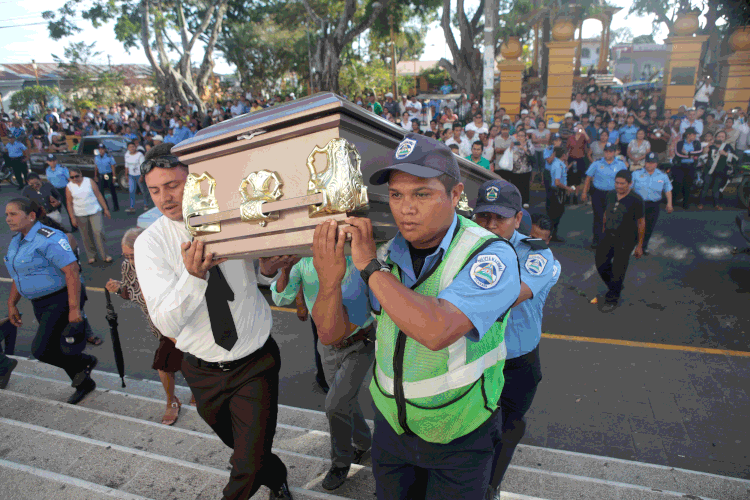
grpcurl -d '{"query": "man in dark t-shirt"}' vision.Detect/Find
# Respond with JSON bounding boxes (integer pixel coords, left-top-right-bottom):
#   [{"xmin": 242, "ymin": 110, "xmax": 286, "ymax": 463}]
[{"xmin": 595, "ymin": 170, "xmax": 645, "ymax": 311}]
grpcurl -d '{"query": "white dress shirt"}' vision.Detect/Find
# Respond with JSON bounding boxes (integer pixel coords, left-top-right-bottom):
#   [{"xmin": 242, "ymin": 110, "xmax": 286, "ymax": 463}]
[
  {"xmin": 570, "ymin": 100, "xmax": 588, "ymax": 117},
  {"xmin": 445, "ymin": 137, "xmax": 472, "ymax": 158},
  {"xmin": 134, "ymin": 216, "xmax": 272, "ymax": 362}
]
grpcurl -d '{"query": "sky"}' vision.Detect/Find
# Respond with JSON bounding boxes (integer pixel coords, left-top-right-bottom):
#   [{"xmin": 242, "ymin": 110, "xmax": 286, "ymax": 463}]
[{"xmin": 0, "ymin": 0, "xmax": 664, "ymax": 76}]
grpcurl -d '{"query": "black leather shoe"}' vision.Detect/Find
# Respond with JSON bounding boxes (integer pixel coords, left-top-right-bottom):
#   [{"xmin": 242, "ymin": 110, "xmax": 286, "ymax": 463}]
[
  {"xmin": 72, "ymin": 356, "xmax": 97, "ymax": 387},
  {"xmin": 67, "ymin": 378, "xmax": 96, "ymax": 404},
  {"xmin": 270, "ymin": 479, "xmax": 293, "ymax": 499},
  {"xmin": 0, "ymin": 358, "xmax": 18, "ymax": 389},
  {"xmin": 352, "ymin": 447, "xmax": 370, "ymax": 465},
  {"xmin": 322, "ymin": 465, "xmax": 350, "ymax": 491}
]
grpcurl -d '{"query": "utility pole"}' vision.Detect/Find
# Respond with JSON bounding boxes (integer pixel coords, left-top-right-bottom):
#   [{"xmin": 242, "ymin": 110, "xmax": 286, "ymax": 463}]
[
  {"xmin": 483, "ymin": 0, "xmax": 496, "ymax": 125},
  {"xmin": 389, "ymin": 14, "xmax": 397, "ymax": 97},
  {"xmin": 31, "ymin": 59, "xmax": 40, "ymax": 86},
  {"xmin": 107, "ymin": 55, "xmax": 112, "ymax": 71}
]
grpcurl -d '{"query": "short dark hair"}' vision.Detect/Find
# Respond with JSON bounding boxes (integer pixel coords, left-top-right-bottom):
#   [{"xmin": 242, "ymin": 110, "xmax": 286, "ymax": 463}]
[
  {"xmin": 554, "ymin": 146, "xmax": 566, "ymax": 159},
  {"xmin": 531, "ymin": 213, "xmax": 553, "ymax": 232},
  {"xmin": 452, "ymin": 123, "xmax": 462, "ymax": 130},
  {"xmin": 448, "ymin": 144, "xmax": 459, "ymax": 152},
  {"xmin": 472, "ymin": 140, "xmax": 483, "ymax": 148},
  {"xmin": 27, "ymin": 173, "xmax": 41, "ymax": 181},
  {"xmin": 437, "ymin": 173, "xmax": 459, "ymax": 195},
  {"xmin": 127, "ymin": 141, "xmax": 136, "ymax": 147},
  {"xmin": 615, "ymin": 170, "xmax": 632, "ymax": 183}
]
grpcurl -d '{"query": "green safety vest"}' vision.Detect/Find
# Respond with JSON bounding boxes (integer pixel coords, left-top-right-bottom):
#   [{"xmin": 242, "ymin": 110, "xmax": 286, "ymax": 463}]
[{"xmin": 370, "ymin": 215, "xmax": 515, "ymax": 444}]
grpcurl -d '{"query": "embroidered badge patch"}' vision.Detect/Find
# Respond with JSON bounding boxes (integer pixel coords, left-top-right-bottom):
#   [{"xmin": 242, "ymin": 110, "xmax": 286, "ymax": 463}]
[
  {"xmin": 58, "ymin": 238, "xmax": 72, "ymax": 252},
  {"xmin": 485, "ymin": 186, "xmax": 499, "ymax": 202},
  {"xmin": 525, "ymin": 253, "xmax": 548, "ymax": 276},
  {"xmin": 395, "ymin": 138, "xmax": 417, "ymax": 160},
  {"xmin": 470, "ymin": 254, "xmax": 505, "ymax": 289}
]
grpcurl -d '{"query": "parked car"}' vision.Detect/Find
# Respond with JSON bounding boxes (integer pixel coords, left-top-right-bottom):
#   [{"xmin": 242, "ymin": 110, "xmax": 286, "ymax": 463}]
[{"xmin": 29, "ymin": 135, "xmax": 130, "ymax": 190}]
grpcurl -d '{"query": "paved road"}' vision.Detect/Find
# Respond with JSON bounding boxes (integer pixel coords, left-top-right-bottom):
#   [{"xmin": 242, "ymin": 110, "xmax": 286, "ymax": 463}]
[{"xmin": 1, "ymin": 182, "xmax": 749, "ymax": 478}]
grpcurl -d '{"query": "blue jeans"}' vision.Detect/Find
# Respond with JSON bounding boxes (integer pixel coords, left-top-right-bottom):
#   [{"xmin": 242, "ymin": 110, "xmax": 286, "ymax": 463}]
[{"xmin": 129, "ymin": 174, "xmax": 150, "ymax": 209}]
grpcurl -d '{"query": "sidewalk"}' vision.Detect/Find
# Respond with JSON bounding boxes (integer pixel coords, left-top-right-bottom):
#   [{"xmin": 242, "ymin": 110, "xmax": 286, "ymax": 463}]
[{"xmin": 525, "ymin": 336, "xmax": 750, "ymax": 479}]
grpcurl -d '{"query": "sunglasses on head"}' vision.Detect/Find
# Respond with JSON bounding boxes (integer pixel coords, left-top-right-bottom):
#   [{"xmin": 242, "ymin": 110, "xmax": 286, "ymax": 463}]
[{"xmin": 140, "ymin": 155, "xmax": 183, "ymax": 176}]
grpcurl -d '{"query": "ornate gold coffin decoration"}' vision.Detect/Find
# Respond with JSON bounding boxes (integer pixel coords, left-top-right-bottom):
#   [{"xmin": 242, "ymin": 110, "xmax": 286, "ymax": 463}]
[
  {"xmin": 183, "ymin": 172, "xmax": 221, "ymax": 236},
  {"xmin": 307, "ymin": 138, "xmax": 369, "ymax": 217},
  {"xmin": 239, "ymin": 170, "xmax": 284, "ymax": 227},
  {"xmin": 457, "ymin": 191, "xmax": 472, "ymax": 214}
]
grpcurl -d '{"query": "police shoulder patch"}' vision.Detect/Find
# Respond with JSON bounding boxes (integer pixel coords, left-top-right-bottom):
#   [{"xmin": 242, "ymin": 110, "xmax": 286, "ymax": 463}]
[
  {"xmin": 525, "ymin": 253, "xmax": 548, "ymax": 276},
  {"xmin": 552, "ymin": 263, "xmax": 560, "ymax": 278},
  {"xmin": 38, "ymin": 227, "xmax": 55, "ymax": 238},
  {"xmin": 58, "ymin": 238, "xmax": 72, "ymax": 252},
  {"xmin": 470, "ymin": 254, "xmax": 505, "ymax": 289}
]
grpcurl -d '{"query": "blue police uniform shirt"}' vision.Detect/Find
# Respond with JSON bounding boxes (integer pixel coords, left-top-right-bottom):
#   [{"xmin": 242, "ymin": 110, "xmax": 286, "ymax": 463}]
[
  {"xmin": 619, "ymin": 125, "xmax": 640, "ymax": 145},
  {"xmin": 586, "ymin": 124, "xmax": 599, "ymax": 142},
  {"xmin": 163, "ymin": 134, "xmax": 178, "ymax": 144},
  {"xmin": 186, "ymin": 130, "xmax": 197, "ymax": 139},
  {"xmin": 633, "ymin": 168, "xmax": 673, "ymax": 202},
  {"xmin": 174, "ymin": 126, "xmax": 189, "ymax": 142},
  {"xmin": 549, "ymin": 158, "xmax": 567, "ymax": 186},
  {"xmin": 586, "ymin": 158, "xmax": 627, "ymax": 191},
  {"xmin": 45, "ymin": 165, "xmax": 70, "ymax": 189},
  {"xmin": 95, "ymin": 154, "xmax": 116, "ymax": 174},
  {"xmin": 543, "ymin": 145, "xmax": 555, "ymax": 163},
  {"xmin": 361, "ymin": 214, "xmax": 521, "ymax": 341},
  {"xmin": 6, "ymin": 141, "xmax": 27, "ymax": 158},
  {"xmin": 4, "ymin": 222, "xmax": 77, "ymax": 300},
  {"xmin": 606, "ymin": 128, "xmax": 620, "ymax": 144},
  {"xmin": 505, "ymin": 231, "xmax": 560, "ymax": 358},
  {"xmin": 679, "ymin": 141, "xmax": 696, "ymax": 164},
  {"xmin": 122, "ymin": 132, "xmax": 138, "ymax": 141},
  {"xmin": 9, "ymin": 126, "xmax": 25, "ymax": 138}
]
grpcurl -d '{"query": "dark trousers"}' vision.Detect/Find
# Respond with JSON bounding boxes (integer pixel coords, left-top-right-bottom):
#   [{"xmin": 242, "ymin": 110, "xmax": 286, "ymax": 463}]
[
  {"xmin": 643, "ymin": 201, "xmax": 661, "ymax": 251},
  {"xmin": 30, "ymin": 288, "xmax": 92, "ymax": 382},
  {"xmin": 699, "ymin": 172, "xmax": 726, "ymax": 207},
  {"xmin": 310, "ymin": 319, "xmax": 327, "ymax": 389},
  {"xmin": 672, "ymin": 163, "xmax": 695, "ymax": 209},
  {"xmin": 590, "ymin": 187, "xmax": 609, "ymax": 245},
  {"xmin": 8, "ymin": 157, "xmax": 27, "ymax": 187},
  {"xmin": 489, "ymin": 346, "xmax": 543, "ymax": 490},
  {"xmin": 498, "ymin": 171, "xmax": 532, "ymax": 205},
  {"xmin": 181, "ymin": 337, "xmax": 287, "ymax": 500},
  {"xmin": 546, "ymin": 189, "xmax": 565, "ymax": 237},
  {"xmin": 0, "ymin": 320, "xmax": 18, "ymax": 374},
  {"xmin": 595, "ymin": 233, "xmax": 636, "ymax": 302},
  {"xmin": 98, "ymin": 175, "xmax": 120, "ymax": 211},
  {"xmin": 371, "ymin": 407, "xmax": 499, "ymax": 500}
]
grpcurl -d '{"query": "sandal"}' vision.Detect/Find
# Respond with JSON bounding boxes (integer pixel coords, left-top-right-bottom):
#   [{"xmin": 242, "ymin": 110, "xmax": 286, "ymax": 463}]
[
  {"xmin": 104, "ymin": 256, "xmax": 113, "ymax": 263},
  {"xmin": 86, "ymin": 336, "xmax": 103, "ymax": 346},
  {"xmin": 88, "ymin": 258, "xmax": 96, "ymax": 264},
  {"xmin": 162, "ymin": 397, "xmax": 181, "ymax": 426}
]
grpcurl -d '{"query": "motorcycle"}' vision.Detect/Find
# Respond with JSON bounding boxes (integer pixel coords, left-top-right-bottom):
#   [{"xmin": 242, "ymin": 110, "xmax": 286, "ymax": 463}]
[
  {"xmin": 0, "ymin": 154, "xmax": 22, "ymax": 187},
  {"xmin": 732, "ymin": 150, "xmax": 750, "ymax": 208},
  {"xmin": 732, "ymin": 213, "xmax": 750, "ymax": 256}
]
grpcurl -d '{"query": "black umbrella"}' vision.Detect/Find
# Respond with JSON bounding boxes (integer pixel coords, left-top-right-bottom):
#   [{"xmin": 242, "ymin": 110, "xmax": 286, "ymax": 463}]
[{"xmin": 104, "ymin": 290, "xmax": 126, "ymax": 387}]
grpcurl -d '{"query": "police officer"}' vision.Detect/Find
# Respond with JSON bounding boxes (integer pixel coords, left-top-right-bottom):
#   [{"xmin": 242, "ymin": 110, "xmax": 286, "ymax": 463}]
[
  {"xmin": 471, "ymin": 180, "xmax": 560, "ymax": 495},
  {"xmin": 4, "ymin": 198, "xmax": 98, "ymax": 404},
  {"xmin": 6, "ymin": 135, "xmax": 29, "ymax": 189},
  {"xmin": 542, "ymin": 133, "xmax": 563, "ymax": 214},
  {"xmin": 596, "ymin": 170, "xmax": 645, "ymax": 312},
  {"xmin": 546, "ymin": 147, "xmax": 576, "ymax": 243},
  {"xmin": 312, "ymin": 133, "xmax": 521, "ymax": 500},
  {"xmin": 581, "ymin": 143, "xmax": 628, "ymax": 249},
  {"xmin": 94, "ymin": 143, "xmax": 120, "ymax": 212},
  {"xmin": 632, "ymin": 152, "xmax": 673, "ymax": 256},
  {"xmin": 45, "ymin": 154, "xmax": 71, "ymax": 223}
]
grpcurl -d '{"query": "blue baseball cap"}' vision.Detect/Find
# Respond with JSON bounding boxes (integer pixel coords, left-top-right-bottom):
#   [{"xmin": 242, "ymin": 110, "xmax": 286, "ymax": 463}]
[
  {"xmin": 369, "ymin": 133, "xmax": 461, "ymax": 185},
  {"xmin": 603, "ymin": 142, "xmax": 617, "ymax": 152},
  {"xmin": 552, "ymin": 133, "xmax": 562, "ymax": 140},
  {"xmin": 474, "ymin": 179, "xmax": 522, "ymax": 218},
  {"xmin": 645, "ymin": 152, "xmax": 658, "ymax": 163}
]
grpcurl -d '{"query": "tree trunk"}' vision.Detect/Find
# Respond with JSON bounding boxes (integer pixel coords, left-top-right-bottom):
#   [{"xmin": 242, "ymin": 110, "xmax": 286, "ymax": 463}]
[
  {"xmin": 540, "ymin": 16, "xmax": 550, "ymax": 95},
  {"xmin": 438, "ymin": 0, "xmax": 484, "ymax": 103}
]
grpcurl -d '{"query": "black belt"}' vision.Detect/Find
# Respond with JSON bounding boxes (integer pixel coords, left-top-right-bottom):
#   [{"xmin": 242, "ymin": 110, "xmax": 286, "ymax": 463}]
[
  {"xmin": 644, "ymin": 200, "xmax": 661, "ymax": 206},
  {"xmin": 185, "ymin": 350, "xmax": 255, "ymax": 372},
  {"xmin": 31, "ymin": 287, "xmax": 67, "ymax": 303},
  {"xmin": 333, "ymin": 323, "xmax": 375, "ymax": 350}
]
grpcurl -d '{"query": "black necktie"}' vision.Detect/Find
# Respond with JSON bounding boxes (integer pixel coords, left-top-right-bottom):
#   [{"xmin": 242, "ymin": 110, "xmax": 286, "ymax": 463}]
[{"xmin": 205, "ymin": 265, "xmax": 238, "ymax": 351}]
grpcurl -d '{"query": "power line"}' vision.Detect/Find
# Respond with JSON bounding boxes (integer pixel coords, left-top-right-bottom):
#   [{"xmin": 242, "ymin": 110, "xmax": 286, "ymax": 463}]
[{"xmin": 0, "ymin": 22, "xmax": 49, "ymax": 29}]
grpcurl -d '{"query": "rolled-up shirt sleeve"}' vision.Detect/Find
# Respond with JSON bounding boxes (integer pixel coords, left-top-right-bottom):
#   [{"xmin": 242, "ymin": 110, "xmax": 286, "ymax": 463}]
[
  {"xmin": 271, "ymin": 263, "xmax": 302, "ymax": 307},
  {"xmin": 134, "ymin": 229, "xmax": 208, "ymax": 339}
]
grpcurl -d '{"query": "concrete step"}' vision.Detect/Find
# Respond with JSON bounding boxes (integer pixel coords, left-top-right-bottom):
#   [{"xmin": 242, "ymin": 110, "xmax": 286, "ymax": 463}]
[
  {"xmin": 6, "ymin": 355, "xmax": 750, "ymax": 500},
  {"xmin": 0, "ymin": 458, "xmax": 154, "ymax": 500}
]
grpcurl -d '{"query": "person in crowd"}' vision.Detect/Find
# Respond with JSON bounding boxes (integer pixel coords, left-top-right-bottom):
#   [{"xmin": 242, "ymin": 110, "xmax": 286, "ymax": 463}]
[
  {"xmin": 693, "ymin": 75, "xmax": 714, "ymax": 110},
  {"xmin": 722, "ymin": 116, "xmax": 741, "ymax": 149},
  {"xmin": 271, "ymin": 256, "xmax": 373, "ymax": 491},
  {"xmin": 627, "ymin": 128, "xmax": 651, "ymax": 171},
  {"xmin": 679, "ymin": 108, "xmax": 703, "ymax": 136},
  {"xmin": 31, "ymin": 122, "xmax": 47, "ymax": 151},
  {"xmin": 446, "ymin": 122, "xmax": 471, "ymax": 158},
  {"xmin": 383, "ymin": 92, "xmax": 398, "ymax": 118},
  {"xmin": 698, "ymin": 129, "xmax": 736, "ymax": 211},
  {"xmin": 66, "ymin": 167, "xmax": 112, "ymax": 264},
  {"xmin": 546, "ymin": 147, "xmax": 575, "ymax": 243},
  {"xmin": 570, "ymin": 93, "xmax": 588, "ymax": 118},
  {"xmin": 93, "ymin": 143, "xmax": 120, "ymax": 212},
  {"xmin": 467, "ymin": 140, "xmax": 491, "ymax": 170},
  {"xmin": 586, "ymin": 114, "xmax": 601, "ymax": 142},
  {"xmin": 498, "ymin": 129, "xmax": 534, "ymax": 207},
  {"xmin": 618, "ymin": 114, "xmax": 640, "ymax": 158},
  {"xmin": 134, "ymin": 143, "xmax": 296, "ymax": 500},
  {"xmin": 5, "ymin": 135, "xmax": 29, "ymax": 189},
  {"xmin": 559, "ymin": 113, "xmax": 575, "ymax": 140},
  {"xmin": 312, "ymin": 133, "xmax": 520, "ymax": 500},
  {"xmin": 105, "ymin": 228, "xmax": 196, "ymax": 425},
  {"xmin": 440, "ymin": 106, "xmax": 457, "ymax": 126},
  {"xmin": 410, "ymin": 119, "xmax": 421, "ymax": 135},
  {"xmin": 0, "ymin": 316, "xmax": 18, "ymax": 389},
  {"xmin": 494, "ymin": 123, "xmax": 514, "ymax": 160},
  {"xmin": 632, "ymin": 152, "xmax": 673, "ymax": 256},
  {"xmin": 605, "ymin": 119, "xmax": 620, "ymax": 148},
  {"xmin": 529, "ymin": 119, "xmax": 551, "ymax": 185},
  {"xmin": 405, "ymin": 95, "xmax": 423, "ymax": 124},
  {"xmin": 673, "ymin": 127, "xmax": 703, "ymax": 210},
  {"xmin": 589, "ymin": 129, "xmax": 610, "ymax": 163},
  {"xmin": 566, "ymin": 124, "xmax": 589, "ymax": 202},
  {"xmin": 124, "ymin": 141, "xmax": 147, "ymax": 213},
  {"xmin": 595, "ymin": 170, "xmax": 645, "ymax": 312},
  {"xmin": 471, "ymin": 181, "xmax": 559, "ymax": 497},
  {"xmin": 22, "ymin": 173, "xmax": 63, "ymax": 225},
  {"xmin": 5, "ymin": 198, "xmax": 98, "ymax": 404},
  {"xmin": 649, "ymin": 117, "xmax": 671, "ymax": 164},
  {"xmin": 582, "ymin": 144, "xmax": 628, "ymax": 249}
]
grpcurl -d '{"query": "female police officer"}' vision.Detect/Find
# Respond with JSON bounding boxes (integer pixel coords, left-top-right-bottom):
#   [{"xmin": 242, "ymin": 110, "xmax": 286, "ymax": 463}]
[{"xmin": 4, "ymin": 198, "xmax": 98, "ymax": 404}]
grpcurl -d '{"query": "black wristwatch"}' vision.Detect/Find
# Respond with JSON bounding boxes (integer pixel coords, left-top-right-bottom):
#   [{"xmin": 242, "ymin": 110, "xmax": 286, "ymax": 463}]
[{"xmin": 361, "ymin": 259, "xmax": 390, "ymax": 285}]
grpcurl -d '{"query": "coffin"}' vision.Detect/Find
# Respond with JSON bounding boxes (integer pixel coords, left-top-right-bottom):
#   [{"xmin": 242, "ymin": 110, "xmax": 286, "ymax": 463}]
[{"xmin": 172, "ymin": 92, "xmax": 499, "ymax": 259}]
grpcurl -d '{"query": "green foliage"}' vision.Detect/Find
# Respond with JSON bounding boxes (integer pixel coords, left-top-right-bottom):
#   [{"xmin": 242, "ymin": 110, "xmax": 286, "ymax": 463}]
[
  {"xmin": 497, "ymin": 0, "xmax": 535, "ymax": 43},
  {"xmin": 632, "ymin": 34, "xmax": 655, "ymax": 44},
  {"xmin": 368, "ymin": 24, "xmax": 427, "ymax": 65},
  {"xmin": 10, "ymin": 86, "xmax": 65, "ymax": 111},
  {"xmin": 419, "ymin": 64, "xmax": 449, "ymax": 88},
  {"xmin": 338, "ymin": 59, "xmax": 394, "ymax": 97},
  {"xmin": 52, "ymin": 41, "xmax": 124, "ymax": 108}
]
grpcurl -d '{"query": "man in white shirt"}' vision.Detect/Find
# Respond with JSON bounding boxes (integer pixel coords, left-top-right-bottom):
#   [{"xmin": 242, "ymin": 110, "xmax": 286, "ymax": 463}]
[
  {"xmin": 445, "ymin": 123, "xmax": 471, "ymax": 157},
  {"xmin": 230, "ymin": 99, "xmax": 245, "ymax": 117},
  {"xmin": 680, "ymin": 108, "xmax": 704, "ymax": 136},
  {"xmin": 405, "ymin": 96, "xmax": 423, "ymax": 123},
  {"xmin": 123, "ymin": 141, "xmax": 147, "ymax": 213},
  {"xmin": 569, "ymin": 93, "xmax": 588, "ymax": 118},
  {"xmin": 465, "ymin": 112, "xmax": 489, "ymax": 136},
  {"xmin": 134, "ymin": 144, "xmax": 295, "ymax": 500},
  {"xmin": 693, "ymin": 76, "xmax": 714, "ymax": 110}
]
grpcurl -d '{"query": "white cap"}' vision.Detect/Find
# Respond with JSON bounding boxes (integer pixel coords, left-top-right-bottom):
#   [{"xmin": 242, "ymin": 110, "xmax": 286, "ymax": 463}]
[
  {"xmin": 564, "ymin": 112, "xmax": 574, "ymax": 118},
  {"xmin": 520, "ymin": 109, "xmax": 529, "ymax": 115},
  {"xmin": 649, "ymin": 105, "xmax": 657, "ymax": 111},
  {"xmin": 385, "ymin": 92, "xmax": 393, "ymax": 98},
  {"xmin": 152, "ymin": 134, "xmax": 164, "ymax": 141}
]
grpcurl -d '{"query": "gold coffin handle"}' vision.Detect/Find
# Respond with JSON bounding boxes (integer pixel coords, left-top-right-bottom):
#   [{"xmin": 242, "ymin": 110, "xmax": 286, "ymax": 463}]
[
  {"xmin": 183, "ymin": 172, "xmax": 221, "ymax": 236},
  {"xmin": 239, "ymin": 170, "xmax": 284, "ymax": 227},
  {"xmin": 307, "ymin": 138, "xmax": 369, "ymax": 217},
  {"xmin": 457, "ymin": 191, "xmax": 472, "ymax": 215}
]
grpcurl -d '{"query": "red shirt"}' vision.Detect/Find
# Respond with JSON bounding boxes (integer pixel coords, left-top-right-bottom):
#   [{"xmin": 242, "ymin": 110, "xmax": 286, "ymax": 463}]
[{"xmin": 567, "ymin": 134, "xmax": 588, "ymax": 159}]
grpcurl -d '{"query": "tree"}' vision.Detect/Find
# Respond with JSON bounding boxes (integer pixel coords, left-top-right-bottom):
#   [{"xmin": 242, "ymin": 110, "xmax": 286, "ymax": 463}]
[
  {"xmin": 610, "ymin": 27, "xmax": 633, "ymax": 45},
  {"xmin": 301, "ymin": 0, "xmax": 387, "ymax": 93},
  {"xmin": 439, "ymin": 0, "xmax": 485, "ymax": 99},
  {"xmin": 43, "ymin": 0, "xmax": 230, "ymax": 115},
  {"xmin": 52, "ymin": 41, "xmax": 125, "ymax": 110},
  {"xmin": 632, "ymin": 34, "xmax": 655, "ymax": 44},
  {"xmin": 10, "ymin": 86, "xmax": 65, "ymax": 114}
]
